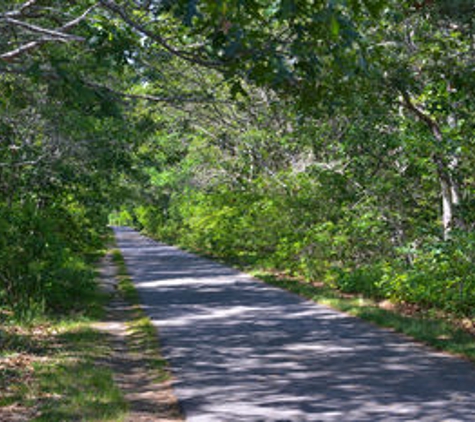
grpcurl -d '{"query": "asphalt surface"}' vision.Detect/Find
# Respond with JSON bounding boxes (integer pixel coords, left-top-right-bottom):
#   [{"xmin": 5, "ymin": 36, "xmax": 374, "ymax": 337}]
[{"xmin": 114, "ymin": 226, "xmax": 475, "ymax": 421}]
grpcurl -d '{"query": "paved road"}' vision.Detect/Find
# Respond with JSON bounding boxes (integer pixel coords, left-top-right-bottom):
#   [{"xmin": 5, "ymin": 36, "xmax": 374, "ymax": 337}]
[{"xmin": 114, "ymin": 227, "xmax": 475, "ymax": 421}]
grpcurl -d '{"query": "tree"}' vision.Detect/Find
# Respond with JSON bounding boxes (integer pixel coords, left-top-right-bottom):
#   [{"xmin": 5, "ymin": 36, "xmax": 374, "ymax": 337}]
[
  {"xmin": 2, "ymin": 0, "xmax": 475, "ymax": 316},
  {"xmin": 0, "ymin": 0, "xmax": 144, "ymax": 317}
]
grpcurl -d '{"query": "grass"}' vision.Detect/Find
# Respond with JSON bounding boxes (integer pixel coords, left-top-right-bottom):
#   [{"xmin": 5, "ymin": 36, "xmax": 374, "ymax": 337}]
[
  {"xmin": 1, "ymin": 239, "xmax": 176, "ymax": 422},
  {"xmin": 32, "ymin": 323, "xmax": 127, "ymax": 422},
  {"xmin": 0, "ymin": 317, "xmax": 128, "ymax": 422},
  {"xmin": 110, "ymin": 248, "xmax": 172, "ymax": 383},
  {"xmin": 0, "ymin": 240, "xmax": 129, "ymax": 422}
]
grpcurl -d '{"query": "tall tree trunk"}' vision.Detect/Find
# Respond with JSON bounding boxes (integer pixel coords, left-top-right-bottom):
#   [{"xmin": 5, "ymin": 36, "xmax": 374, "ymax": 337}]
[
  {"xmin": 435, "ymin": 156, "xmax": 459, "ymax": 239},
  {"xmin": 400, "ymin": 90, "xmax": 464, "ymax": 239}
]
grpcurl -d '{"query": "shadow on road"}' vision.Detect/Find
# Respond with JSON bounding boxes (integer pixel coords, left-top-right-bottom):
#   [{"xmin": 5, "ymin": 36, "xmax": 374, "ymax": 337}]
[{"xmin": 114, "ymin": 226, "xmax": 475, "ymax": 422}]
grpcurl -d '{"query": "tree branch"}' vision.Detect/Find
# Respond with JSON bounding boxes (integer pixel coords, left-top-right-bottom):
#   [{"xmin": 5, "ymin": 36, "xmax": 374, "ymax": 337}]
[
  {"xmin": 1, "ymin": 0, "xmax": 38, "ymax": 18},
  {"xmin": 0, "ymin": 4, "xmax": 97, "ymax": 61},
  {"xmin": 60, "ymin": 4, "xmax": 98, "ymax": 32},
  {"xmin": 1, "ymin": 40, "xmax": 46, "ymax": 61},
  {"xmin": 1, "ymin": 17, "xmax": 84, "ymax": 41},
  {"xmin": 0, "ymin": 159, "xmax": 43, "ymax": 168},
  {"xmin": 399, "ymin": 88, "xmax": 443, "ymax": 141},
  {"xmin": 19, "ymin": 0, "xmax": 38, "ymax": 13},
  {"xmin": 98, "ymin": 0, "xmax": 225, "ymax": 69}
]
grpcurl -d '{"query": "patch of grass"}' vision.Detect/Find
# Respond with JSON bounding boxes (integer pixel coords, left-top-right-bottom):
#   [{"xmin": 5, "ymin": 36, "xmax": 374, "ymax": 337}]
[
  {"xmin": 32, "ymin": 323, "xmax": 127, "ymax": 422},
  {"xmin": 256, "ymin": 272, "xmax": 475, "ymax": 362},
  {"xmin": 1, "ymin": 240, "xmax": 178, "ymax": 422},
  {"xmin": 0, "ymin": 320, "xmax": 128, "ymax": 422},
  {"xmin": 111, "ymin": 249, "xmax": 140, "ymax": 304},
  {"xmin": 127, "ymin": 317, "xmax": 171, "ymax": 383},
  {"xmin": 34, "ymin": 364, "xmax": 125, "ymax": 422},
  {"xmin": 0, "ymin": 244, "xmax": 129, "ymax": 422}
]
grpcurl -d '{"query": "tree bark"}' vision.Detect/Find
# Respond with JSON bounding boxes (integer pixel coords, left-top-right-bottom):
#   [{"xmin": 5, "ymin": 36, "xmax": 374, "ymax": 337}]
[{"xmin": 400, "ymin": 89, "xmax": 463, "ymax": 239}]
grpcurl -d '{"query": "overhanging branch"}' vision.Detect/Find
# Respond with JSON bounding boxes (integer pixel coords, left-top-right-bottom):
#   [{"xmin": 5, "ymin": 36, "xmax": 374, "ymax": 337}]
[
  {"xmin": 1, "ymin": 17, "xmax": 84, "ymax": 41},
  {"xmin": 0, "ymin": 4, "xmax": 97, "ymax": 61},
  {"xmin": 1, "ymin": 0, "xmax": 38, "ymax": 18},
  {"xmin": 98, "ymin": 0, "xmax": 225, "ymax": 69}
]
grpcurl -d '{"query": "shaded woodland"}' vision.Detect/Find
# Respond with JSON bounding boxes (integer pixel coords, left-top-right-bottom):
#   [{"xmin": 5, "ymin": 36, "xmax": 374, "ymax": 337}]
[{"xmin": 1, "ymin": 0, "xmax": 475, "ymax": 319}]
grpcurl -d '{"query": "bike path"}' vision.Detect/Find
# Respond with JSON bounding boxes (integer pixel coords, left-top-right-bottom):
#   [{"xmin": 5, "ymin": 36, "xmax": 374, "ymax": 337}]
[{"xmin": 113, "ymin": 226, "xmax": 475, "ymax": 421}]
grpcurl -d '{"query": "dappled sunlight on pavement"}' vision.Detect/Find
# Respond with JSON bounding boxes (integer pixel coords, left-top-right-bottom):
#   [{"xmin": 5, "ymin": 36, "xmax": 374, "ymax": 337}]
[{"xmin": 114, "ymin": 226, "xmax": 475, "ymax": 422}]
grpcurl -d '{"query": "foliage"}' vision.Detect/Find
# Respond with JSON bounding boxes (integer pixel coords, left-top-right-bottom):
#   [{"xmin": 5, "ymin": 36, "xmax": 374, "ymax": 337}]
[
  {"xmin": 124, "ymin": 62, "xmax": 475, "ymax": 316},
  {"xmin": 2, "ymin": 0, "xmax": 475, "ymax": 321},
  {"xmin": 0, "ymin": 2, "xmax": 144, "ymax": 320},
  {"xmin": 378, "ymin": 231, "xmax": 475, "ymax": 314},
  {"xmin": 0, "ymin": 199, "xmax": 107, "ymax": 318}
]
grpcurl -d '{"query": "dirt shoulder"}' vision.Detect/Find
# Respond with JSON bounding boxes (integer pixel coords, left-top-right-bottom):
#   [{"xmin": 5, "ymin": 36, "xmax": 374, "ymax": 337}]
[{"xmin": 94, "ymin": 252, "xmax": 184, "ymax": 422}]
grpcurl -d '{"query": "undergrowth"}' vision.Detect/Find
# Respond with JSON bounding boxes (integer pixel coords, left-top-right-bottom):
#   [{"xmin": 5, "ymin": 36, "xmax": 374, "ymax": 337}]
[{"xmin": 0, "ymin": 309, "xmax": 128, "ymax": 421}]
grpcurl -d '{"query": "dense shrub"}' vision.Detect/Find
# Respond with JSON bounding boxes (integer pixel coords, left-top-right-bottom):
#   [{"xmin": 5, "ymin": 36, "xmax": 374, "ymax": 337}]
[
  {"xmin": 0, "ymin": 200, "xmax": 107, "ymax": 320},
  {"xmin": 378, "ymin": 233, "xmax": 475, "ymax": 314}
]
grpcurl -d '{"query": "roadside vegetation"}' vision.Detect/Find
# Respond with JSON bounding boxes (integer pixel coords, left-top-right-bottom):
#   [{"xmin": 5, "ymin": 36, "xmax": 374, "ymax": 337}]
[
  {"xmin": 0, "ymin": 245, "xmax": 178, "ymax": 421},
  {"xmin": 0, "ymin": 273, "xmax": 129, "ymax": 421},
  {"xmin": 256, "ymin": 272, "xmax": 475, "ymax": 362},
  {"xmin": 111, "ymin": 249, "xmax": 174, "ymax": 383}
]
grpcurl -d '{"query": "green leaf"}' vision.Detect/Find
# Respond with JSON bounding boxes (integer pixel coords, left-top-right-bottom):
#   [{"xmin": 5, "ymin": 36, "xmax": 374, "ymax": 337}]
[{"xmin": 331, "ymin": 16, "xmax": 340, "ymax": 37}]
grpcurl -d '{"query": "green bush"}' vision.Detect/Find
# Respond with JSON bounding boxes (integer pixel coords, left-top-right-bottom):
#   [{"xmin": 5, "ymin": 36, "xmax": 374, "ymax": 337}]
[
  {"xmin": 334, "ymin": 264, "xmax": 386, "ymax": 297},
  {"xmin": 378, "ymin": 233, "xmax": 475, "ymax": 314},
  {"xmin": 0, "ymin": 200, "xmax": 105, "ymax": 321}
]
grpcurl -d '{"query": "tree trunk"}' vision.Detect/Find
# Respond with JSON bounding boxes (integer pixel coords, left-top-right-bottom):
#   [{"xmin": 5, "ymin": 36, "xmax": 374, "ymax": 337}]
[
  {"xmin": 400, "ymin": 90, "xmax": 464, "ymax": 239},
  {"xmin": 437, "ymin": 161, "xmax": 457, "ymax": 239}
]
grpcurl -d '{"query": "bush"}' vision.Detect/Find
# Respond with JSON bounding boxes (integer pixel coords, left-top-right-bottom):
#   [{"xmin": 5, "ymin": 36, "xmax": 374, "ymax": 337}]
[
  {"xmin": 125, "ymin": 171, "xmax": 475, "ymax": 318},
  {"xmin": 335, "ymin": 264, "xmax": 386, "ymax": 298},
  {"xmin": 0, "ymin": 200, "xmax": 105, "ymax": 320},
  {"xmin": 379, "ymin": 233, "xmax": 475, "ymax": 314}
]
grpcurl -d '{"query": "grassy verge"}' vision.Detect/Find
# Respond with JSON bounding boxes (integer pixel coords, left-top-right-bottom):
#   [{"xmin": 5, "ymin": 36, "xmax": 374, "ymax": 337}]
[
  {"xmin": 1, "ymin": 240, "xmax": 178, "ymax": 422},
  {"xmin": 0, "ymin": 292, "xmax": 128, "ymax": 422},
  {"xmin": 110, "ymin": 249, "xmax": 172, "ymax": 383}
]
